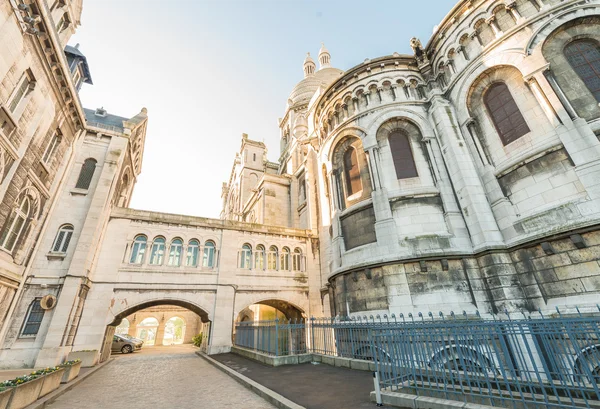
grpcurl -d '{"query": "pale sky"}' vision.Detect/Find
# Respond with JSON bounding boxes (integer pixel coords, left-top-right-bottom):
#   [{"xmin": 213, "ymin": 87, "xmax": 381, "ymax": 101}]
[{"xmin": 71, "ymin": 0, "xmax": 457, "ymax": 218}]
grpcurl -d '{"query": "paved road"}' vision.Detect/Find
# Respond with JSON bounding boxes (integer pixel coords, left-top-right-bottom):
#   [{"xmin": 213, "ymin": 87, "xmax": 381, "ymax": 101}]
[
  {"xmin": 47, "ymin": 345, "xmax": 275, "ymax": 409},
  {"xmin": 212, "ymin": 353, "xmax": 375, "ymax": 409}
]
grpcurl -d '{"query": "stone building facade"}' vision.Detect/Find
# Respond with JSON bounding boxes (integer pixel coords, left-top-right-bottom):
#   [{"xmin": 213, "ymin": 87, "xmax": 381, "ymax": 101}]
[{"xmin": 2, "ymin": 0, "xmax": 600, "ymax": 369}]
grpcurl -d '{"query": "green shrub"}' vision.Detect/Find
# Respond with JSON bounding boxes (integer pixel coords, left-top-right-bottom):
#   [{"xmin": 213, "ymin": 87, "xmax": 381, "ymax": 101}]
[
  {"xmin": 192, "ymin": 333, "xmax": 203, "ymax": 347},
  {"xmin": 60, "ymin": 359, "xmax": 81, "ymax": 367}
]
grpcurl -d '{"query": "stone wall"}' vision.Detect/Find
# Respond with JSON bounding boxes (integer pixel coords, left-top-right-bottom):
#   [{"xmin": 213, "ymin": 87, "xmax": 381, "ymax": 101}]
[{"xmin": 340, "ymin": 205, "xmax": 376, "ymax": 250}]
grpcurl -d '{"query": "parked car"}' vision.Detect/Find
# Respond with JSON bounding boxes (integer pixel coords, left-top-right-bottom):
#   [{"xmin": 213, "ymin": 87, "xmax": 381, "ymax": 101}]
[{"xmin": 111, "ymin": 334, "xmax": 143, "ymax": 354}]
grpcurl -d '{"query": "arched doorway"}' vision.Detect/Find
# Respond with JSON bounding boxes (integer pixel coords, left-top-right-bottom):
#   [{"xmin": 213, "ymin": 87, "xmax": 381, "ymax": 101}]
[
  {"xmin": 100, "ymin": 299, "xmax": 211, "ymax": 362},
  {"xmin": 137, "ymin": 317, "xmax": 159, "ymax": 345},
  {"xmin": 234, "ymin": 299, "xmax": 306, "ymax": 356},
  {"xmin": 164, "ymin": 316, "xmax": 186, "ymax": 345}
]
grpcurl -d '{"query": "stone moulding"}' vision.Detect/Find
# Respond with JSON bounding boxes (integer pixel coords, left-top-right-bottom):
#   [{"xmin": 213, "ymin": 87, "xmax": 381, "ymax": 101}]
[
  {"xmin": 59, "ymin": 361, "xmax": 82, "ymax": 383},
  {"xmin": 67, "ymin": 351, "xmax": 98, "ymax": 368}
]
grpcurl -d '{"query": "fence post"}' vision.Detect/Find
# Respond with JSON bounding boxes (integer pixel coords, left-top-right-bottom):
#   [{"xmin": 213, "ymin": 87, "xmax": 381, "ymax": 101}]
[
  {"xmin": 310, "ymin": 317, "xmax": 315, "ymax": 354},
  {"xmin": 275, "ymin": 318, "xmax": 279, "ymax": 357}
]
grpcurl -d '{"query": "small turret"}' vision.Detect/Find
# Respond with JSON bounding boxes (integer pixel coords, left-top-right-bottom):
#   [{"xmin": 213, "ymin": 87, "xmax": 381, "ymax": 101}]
[
  {"xmin": 303, "ymin": 53, "xmax": 316, "ymax": 77},
  {"xmin": 318, "ymin": 43, "xmax": 331, "ymax": 69}
]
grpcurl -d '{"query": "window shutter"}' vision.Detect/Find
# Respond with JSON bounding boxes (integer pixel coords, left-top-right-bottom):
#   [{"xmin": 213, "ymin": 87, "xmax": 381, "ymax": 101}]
[
  {"xmin": 75, "ymin": 158, "xmax": 97, "ymax": 189},
  {"xmin": 564, "ymin": 40, "xmax": 600, "ymax": 102},
  {"xmin": 484, "ymin": 83, "xmax": 530, "ymax": 146},
  {"xmin": 389, "ymin": 131, "xmax": 418, "ymax": 179}
]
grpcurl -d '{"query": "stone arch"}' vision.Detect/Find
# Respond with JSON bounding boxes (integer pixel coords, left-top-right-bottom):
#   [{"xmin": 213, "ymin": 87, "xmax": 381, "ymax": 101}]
[
  {"xmin": 233, "ymin": 295, "xmax": 308, "ymax": 322},
  {"xmin": 363, "ymin": 107, "xmax": 436, "ymax": 148},
  {"xmin": 108, "ymin": 297, "xmax": 212, "ymax": 326},
  {"xmin": 540, "ymin": 14, "xmax": 600, "ymax": 121},
  {"xmin": 452, "ymin": 51, "xmax": 527, "ymax": 118},
  {"xmin": 324, "ymin": 126, "xmax": 368, "ymax": 162},
  {"xmin": 526, "ymin": 4, "xmax": 600, "ymax": 55}
]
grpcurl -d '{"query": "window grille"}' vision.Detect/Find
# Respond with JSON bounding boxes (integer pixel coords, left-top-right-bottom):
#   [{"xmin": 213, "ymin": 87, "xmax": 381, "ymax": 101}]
[
  {"xmin": 564, "ymin": 39, "xmax": 600, "ymax": 102},
  {"xmin": 186, "ymin": 239, "xmax": 199, "ymax": 267},
  {"xmin": 343, "ymin": 148, "xmax": 362, "ymax": 196},
  {"xmin": 389, "ymin": 130, "xmax": 418, "ymax": 179},
  {"xmin": 0, "ymin": 196, "xmax": 30, "ymax": 252},
  {"xmin": 52, "ymin": 224, "xmax": 74, "ymax": 253},
  {"xmin": 21, "ymin": 299, "xmax": 44, "ymax": 337},
  {"xmin": 130, "ymin": 235, "xmax": 147, "ymax": 264},
  {"xmin": 484, "ymin": 82, "xmax": 530, "ymax": 145},
  {"xmin": 203, "ymin": 241, "xmax": 215, "ymax": 267},
  {"xmin": 149, "ymin": 237, "xmax": 165, "ymax": 265},
  {"xmin": 168, "ymin": 239, "xmax": 183, "ymax": 266},
  {"xmin": 75, "ymin": 158, "xmax": 97, "ymax": 189}
]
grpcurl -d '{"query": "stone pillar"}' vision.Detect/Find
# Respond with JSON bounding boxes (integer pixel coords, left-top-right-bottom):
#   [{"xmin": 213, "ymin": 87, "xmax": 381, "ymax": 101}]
[
  {"xmin": 462, "ymin": 119, "xmax": 518, "ymax": 238},
  {"xmin": 486, "ymin": 16, "xmax": 502, "ymax": 38},
  {"xmin": 427, "ymin": 94, "xmax": 504, "ymax": 249},
  {"xmin": 506, "ymin": 1, "xmax": 522, "ymax": 22},
  {"xmin": 207, "ymin": 285, "xmax": 235, "ymax": 354},
  {"xmin": 528, "ymin": 68, "xmax": 600, "ymax": 201},
  {"xmin": 154, "ymin": 315, "xmax": 165, "ymax": 346},
  {"xmin": 127, "ymin": 316, "xmax": 137, "ymax": 337}
]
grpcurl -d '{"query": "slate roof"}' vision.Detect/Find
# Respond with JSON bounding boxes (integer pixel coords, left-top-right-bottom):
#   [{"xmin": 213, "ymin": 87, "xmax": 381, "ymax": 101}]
[
  {"xmin": 83, "ymin": 108, "xmax": 129, "ymax": 132},
  {"xmin": 64, "ymin": 45, "xmax": 93, "ymax": 85}
]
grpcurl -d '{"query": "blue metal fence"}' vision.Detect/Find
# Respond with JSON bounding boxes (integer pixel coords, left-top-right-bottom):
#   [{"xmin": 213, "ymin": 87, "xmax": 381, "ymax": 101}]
[{"xmin": 234, "ymin": 308, "xmax": 600, "ymax": 409}]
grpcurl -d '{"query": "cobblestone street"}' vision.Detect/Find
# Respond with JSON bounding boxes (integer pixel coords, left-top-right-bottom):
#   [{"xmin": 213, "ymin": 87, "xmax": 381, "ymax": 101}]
[{"xmin": 47, "ymin": 345, "xmax": 276, "ymax": 409}]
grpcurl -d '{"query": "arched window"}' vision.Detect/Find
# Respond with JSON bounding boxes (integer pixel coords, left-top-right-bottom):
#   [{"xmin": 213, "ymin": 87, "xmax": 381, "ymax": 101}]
[
  {"xmin": 0, "ymin": 196, "xmax": 31, "ymax": 252},
  {"xmin": 202, "ymin": 240, "xmax": 215, "ymax": 267},
  {"xmin": 280, "ymin": 247, "xmax": 290, "ymax": 271},
  {"xmin": 75, "ymin": 158, "xmax": 97, "ymax": 189},
  {"xmin": 292, "ymin": 248, "xmax": 302, "ymax": 272},
  {"xmin": 130, "ymin": 235, "xmax": 147, "ymax": 264},
  {"xmin": 168, "ymin": 238, "xmax": 183, "ymax": 266},
  {"xmin": 149, "ymin": 237, "xmax": 165, "ymax": 265},
  {"xmin": 20, "ymin": 298, "xmax": 44, "ymax": 337},
  {"xmin": 484, "ymin": 82, "xmax": 530, "ymax": 146},
  {"xmin": 389, "ymin": 130, "xmax": 418, "ymax": 179},
  {"xmin": 343, "ymin": 147, "xmax": 362, "ymax": 196},
  {"xmin": 240, "ymin": 243, "xmax": 252, "ymax": 269},
  {"xmin": 51, "ymin": 224, "xmax": 74, "ymax": 253},
  {"xmin": 255, "ymin": 244, "xmax": 265, "ymax": 270},
  {"xmin": 186, "ymin": 239, "xmax": 199, "ymax": 267},
  {"xmin": 564, "ymin": 39, "xmax": 600, "ymax": 102},
  {"xmin": 268, "ymin": 246, "xmax": 278, "ymax": 270}
]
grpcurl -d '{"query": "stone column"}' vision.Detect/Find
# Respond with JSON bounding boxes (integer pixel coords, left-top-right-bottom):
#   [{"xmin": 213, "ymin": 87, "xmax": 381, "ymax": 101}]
[
  {"xmin": 486, "ymin": 16, "xmax": 502, "ymax": 38},
  {"xmin": 528, "ymin": 68, "xmax": 600, "ymax": 200},
  {"xmin": 365, "ymin": 146, "xmax": 400, "ymax": 252},
  {"xmin": 462, "ymin": 119, "xmax": 518, "ymax": 238},
  {"xmin": 427, "ymin": 93, "xmax": 504, "ymax": 249},
  {"xmin": 506, "ymin": 1, "xmax": 522, "ymax": 22}
]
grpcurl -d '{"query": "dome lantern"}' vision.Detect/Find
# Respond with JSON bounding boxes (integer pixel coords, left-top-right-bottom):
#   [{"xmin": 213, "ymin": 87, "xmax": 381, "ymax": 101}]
[
  {"xmin": 318, "ymin": 43, "xmax": 331, "ymax": 69},
  {"xmin": 303, "ymin": 53, "xmax": 316, "ymax": 78}
]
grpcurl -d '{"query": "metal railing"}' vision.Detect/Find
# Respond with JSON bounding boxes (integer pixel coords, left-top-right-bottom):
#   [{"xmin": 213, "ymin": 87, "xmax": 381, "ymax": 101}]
[
  {"xmin": 234, "ymin": 307, "xmax": 600, "ymax": 409},
  {"xmin": 235, "ymin": 319, "xmax": 306, "ymax": 356}
]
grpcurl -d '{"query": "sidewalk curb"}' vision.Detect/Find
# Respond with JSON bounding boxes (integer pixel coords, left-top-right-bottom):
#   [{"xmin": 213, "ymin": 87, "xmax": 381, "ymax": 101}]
[
  {"xmin": 196, "ymin": 351, "xmax": 306, "ymax": 409},
  {"xmin": 25, "ymin": 358, "xmax": 116, "ymax": 409}
]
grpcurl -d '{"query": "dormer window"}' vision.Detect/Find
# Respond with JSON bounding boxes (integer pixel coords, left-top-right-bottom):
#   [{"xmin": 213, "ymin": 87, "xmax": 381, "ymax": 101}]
[{"xmin": 94, "ymin": 107, "xmax": 107, "ymax": 117}]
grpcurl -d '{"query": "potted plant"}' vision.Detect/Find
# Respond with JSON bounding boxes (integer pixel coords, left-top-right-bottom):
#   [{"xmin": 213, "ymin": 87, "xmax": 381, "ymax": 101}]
[
  {"xmin": 1, "ymin": 373, "xmax": 44, "ymax": 409},
  {"xmin": 67, "ymin": 350, "xmax": 98, "ymax": 367},
  {"xmin": 0, "ymin": 386, "xmax": 13, "ymax": 409},
  {"xmin": 58, "ymin": 359, "xmax": 82, "ymax": 383},
  {"xmin": 35, "ymin": 367, "xmax": 65, "ymax": 398}
]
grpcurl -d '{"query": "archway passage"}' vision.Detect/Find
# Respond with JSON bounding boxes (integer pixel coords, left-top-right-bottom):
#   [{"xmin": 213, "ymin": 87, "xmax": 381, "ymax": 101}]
[
  {"xmin": 237, "ymin": 299, "xmax": 305, "ymax": 323},
  {"xmin": 100, "ymin": 300, "xmax": 210, "ymax": 362},
  {"xmin": 235, "ymin": 299, "xmax": 306, "ymax": 356}
]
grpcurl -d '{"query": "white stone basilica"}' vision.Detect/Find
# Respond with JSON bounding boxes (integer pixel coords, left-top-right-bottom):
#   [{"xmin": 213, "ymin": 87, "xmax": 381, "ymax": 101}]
[{"xmin": 2, "ymin": 0, "xmax": 600, "ymax": 368}]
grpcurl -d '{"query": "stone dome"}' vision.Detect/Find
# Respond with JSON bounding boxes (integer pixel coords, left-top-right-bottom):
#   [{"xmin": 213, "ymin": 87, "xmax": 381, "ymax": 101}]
[{"xmin": 287, "ymin": 67, "xmax": 343, "ymax": 108}]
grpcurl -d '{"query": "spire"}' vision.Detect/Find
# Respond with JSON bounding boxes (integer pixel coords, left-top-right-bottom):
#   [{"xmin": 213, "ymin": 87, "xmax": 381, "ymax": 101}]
[
  {"xmin": 318, "ymin": 42, "xmax": 331, "ymax": 69},
  {"xmin": 303, "ymin": 52, "xmax": 316, "ymax": 78}
]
